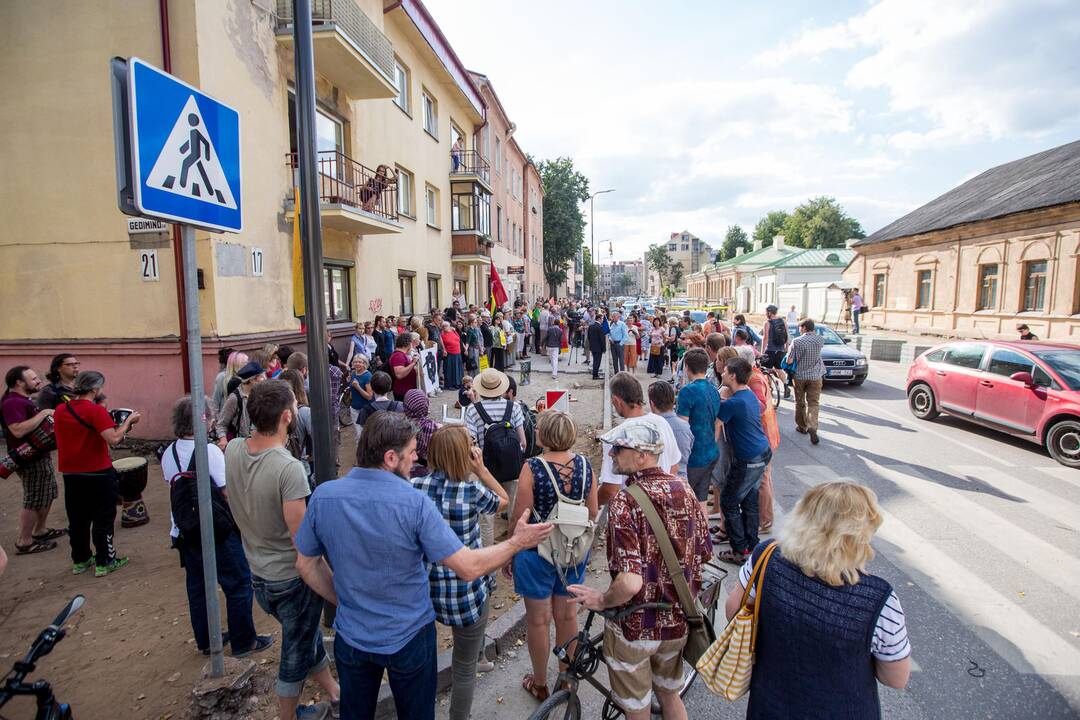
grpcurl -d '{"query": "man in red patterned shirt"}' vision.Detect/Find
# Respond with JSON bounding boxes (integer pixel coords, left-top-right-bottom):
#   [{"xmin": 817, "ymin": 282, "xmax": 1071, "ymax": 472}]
[{"xmin": 568, "ymin": 423, "xmax": 711, "ymax": 720}]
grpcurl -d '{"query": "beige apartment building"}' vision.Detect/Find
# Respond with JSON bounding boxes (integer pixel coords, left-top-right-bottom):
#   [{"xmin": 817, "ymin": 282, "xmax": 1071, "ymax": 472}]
[
  {"xmin": 0, "ymin": 0, "xmax": 541, "ymax": 437},
  {"xmin": 846, "ymin": 140, "xmax": 1080, "ymax": 341},
  {"xmin": 645, "ymin": 230, "xmax": 713, "ymax": 295},
  {"xmin": 601, "ymin": 259, "xmax": 645, "ymax": 297}
]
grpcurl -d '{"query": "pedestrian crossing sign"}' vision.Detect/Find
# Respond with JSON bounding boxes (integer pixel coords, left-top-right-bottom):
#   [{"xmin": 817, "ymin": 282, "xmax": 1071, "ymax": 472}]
[{"xmin": 128, "ymin": 58, "xmax": 242, "ymax": 232}]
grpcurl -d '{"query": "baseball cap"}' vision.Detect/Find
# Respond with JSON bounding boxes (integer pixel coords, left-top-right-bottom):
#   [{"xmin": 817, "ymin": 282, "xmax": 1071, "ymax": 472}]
[
  {"xmin": 237, "ymin": 361, "xmax": 265, "ymax": 380},
  {"xmin": 599, "ymin": 421, "xmax": 664, "ymax": 455}
]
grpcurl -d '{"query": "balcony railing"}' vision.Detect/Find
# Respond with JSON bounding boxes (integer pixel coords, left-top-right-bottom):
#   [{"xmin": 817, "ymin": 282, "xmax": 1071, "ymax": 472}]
[
  {"xmin": 275, "ymin": 0, "xmax": 395, "ymax": 83},
  {"xmin": 450, "ymin": 149, "xmax": 491, "ymax": 182},
  {"xmin": 286, "ymin": 150, "xmax": 398, "ymax": 223},
  {"xmin": 451, "ymin": 234, "xmax": 491, "ymax": 259}
]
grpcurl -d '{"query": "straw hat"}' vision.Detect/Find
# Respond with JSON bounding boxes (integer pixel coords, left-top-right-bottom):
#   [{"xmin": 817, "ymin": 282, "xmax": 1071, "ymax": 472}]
[{"xmin": 475, "ymin": 368, "xmax": 510, "ymax": 398}]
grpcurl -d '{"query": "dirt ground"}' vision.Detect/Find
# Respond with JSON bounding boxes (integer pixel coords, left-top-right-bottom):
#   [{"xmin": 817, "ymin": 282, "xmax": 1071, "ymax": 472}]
[{"xmin": 0, "ymin": 362, "xmax": 607, "ymax": 719}]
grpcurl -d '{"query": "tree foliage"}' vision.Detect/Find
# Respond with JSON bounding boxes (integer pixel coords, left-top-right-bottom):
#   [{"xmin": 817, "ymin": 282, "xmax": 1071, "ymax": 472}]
[
  {"xmin": 668, "ymin": 261, "xmax": 685, "ymax": 290},
  {"xmin": 539, "ymin": 157, "xmax": 590, "ymax": 297},
  {"xmin": 718, "ymin": 224, "xmax": 749, "ymax": 261},
  {"xmin": 752, "ymin": 210, "xmax": 789, "ymax": 247},
  {"xmin": 616, "ymin": 273, "xmax": 634, "ymax": 294},
  {"xmin": 581, "ymin": 245, "xmax": 597, "ymax": 291},
  {"xmin": 780, "ymin": 196, "xmax": 865, "ymax": 249},
  {"xmin": 645, "ymin": 244, "xmax": 672, "ymax": 292}
]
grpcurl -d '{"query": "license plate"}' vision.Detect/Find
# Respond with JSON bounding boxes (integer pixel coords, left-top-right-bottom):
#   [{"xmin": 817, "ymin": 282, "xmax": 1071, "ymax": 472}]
[{"xmin": 829, "ymin": 369, "xmax": 854, "ymax": 377}]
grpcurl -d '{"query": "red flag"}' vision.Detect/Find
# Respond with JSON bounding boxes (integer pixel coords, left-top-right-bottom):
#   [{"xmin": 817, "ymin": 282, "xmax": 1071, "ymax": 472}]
[{"xmin": 489, "ymin": 260, "xmax": 508, "ymax": 312}]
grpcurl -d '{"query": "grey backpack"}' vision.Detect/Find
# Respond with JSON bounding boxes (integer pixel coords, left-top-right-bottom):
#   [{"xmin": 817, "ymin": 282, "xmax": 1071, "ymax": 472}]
[{"xmin": 535, "ymin": 456, "xmax": 595, "ymax": 571}]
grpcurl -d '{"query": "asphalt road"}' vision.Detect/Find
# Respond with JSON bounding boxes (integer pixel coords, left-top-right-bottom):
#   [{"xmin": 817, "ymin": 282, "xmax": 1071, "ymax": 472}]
[{"xmin": 437, "ymin": 358, "xmax": 1080, "ymax": 720}]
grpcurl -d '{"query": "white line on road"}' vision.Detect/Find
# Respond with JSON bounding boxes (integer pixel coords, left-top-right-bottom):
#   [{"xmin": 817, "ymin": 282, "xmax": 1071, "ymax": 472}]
[
  {"xmin": 1038, "ymin": 465, "xmax": 1080, "ymax": 490},
  {"xmin": 954, "ymin": 465, "xmax": 1080, "ymax": 533}
]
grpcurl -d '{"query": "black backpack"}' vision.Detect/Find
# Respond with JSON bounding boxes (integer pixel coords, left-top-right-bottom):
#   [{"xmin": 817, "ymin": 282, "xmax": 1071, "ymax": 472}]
[
  {"xmin": 770, "ymin": 317, "xmax": 789, "ymax": 346},
  {"xmin": 357, "ymin": 398, "xmax": 404, "ymax": 428},
  {"xmin": 519, "ymin": 401, "xmax": 541, "ymax": 459},
  {"xmin": 225, "ymin": 389, "xmax": 244, "ymax": 439},
  {"xmin": 474, "ymin": 401, "xmax": 524, "ymax": 482},
  {"xmin": 168, "ymin": 443, "xmax": 236, "ymax": 542}
]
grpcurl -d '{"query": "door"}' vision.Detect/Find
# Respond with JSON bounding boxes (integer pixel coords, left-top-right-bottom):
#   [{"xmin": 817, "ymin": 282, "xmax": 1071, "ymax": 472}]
[
  {"xmin": 933, "ymin": 343, "xmax": 988, "ymax": 416},
  {"xmin": 975, "ymin": 347, "xmax": 1041, "ymax": 434}
]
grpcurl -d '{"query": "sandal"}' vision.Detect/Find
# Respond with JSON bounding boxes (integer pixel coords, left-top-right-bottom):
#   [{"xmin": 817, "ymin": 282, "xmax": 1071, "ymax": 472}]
[
  {"xmin": 15, "ymin": 539, "xmax": 57, "ymax": 555},
  {"xmin": 522, "ymin": 674, "xmax": 549, "ymax": 702},
  {"xmin": 759, "ymin": 523, "xmax": 773, "ymax": 533},
  {"xmin": 709, "ymin": 526, "xmax": 729, "ymax": 542},
  {"xmin": 717, "ymin": 549, "xmax": 749, "ymax": 565},
  {"xmin": 32, "ymin": 528, "xmax": 68, "ymax": 542}
]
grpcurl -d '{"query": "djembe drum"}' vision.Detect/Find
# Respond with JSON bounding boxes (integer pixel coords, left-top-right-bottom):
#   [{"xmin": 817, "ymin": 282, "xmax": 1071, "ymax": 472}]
[
  {"xmin": 0, "ymin": 416, "xmax": 56, "ymax": 479},
  {"xmin": 113, "ymin": 456, "xmax": 150, "ymax": 528}
]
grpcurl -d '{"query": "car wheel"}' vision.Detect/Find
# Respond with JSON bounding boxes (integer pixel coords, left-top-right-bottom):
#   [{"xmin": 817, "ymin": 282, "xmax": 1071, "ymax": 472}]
[
  {"xmin": 847, "ymin": 379, "xmax": 865, "ymax": 386},
  {"xmin": 908, "ymin": 383, "xmax": 939, "ymax": 420},
  {"xmin": 1046, "ymin": 418, "xmax": 1080, "ymax": 469}
]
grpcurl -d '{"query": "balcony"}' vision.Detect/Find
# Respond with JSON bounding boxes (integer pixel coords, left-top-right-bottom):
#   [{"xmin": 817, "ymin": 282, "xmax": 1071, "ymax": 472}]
[
  {"xmin": 450, "ymin": 191, "xmax": 492, "ymax": 265},
  {"xmin": 285, "ymin": 151, "xmax": 402, "ymax": 235},
  {"xmin": 450, "ymin": 149, "xmax": 492, "ymax": 193},
  {"xmin": 275, "ymin": 0, "xmax": 397, "ymax": 100},
  {"xmin": 451, "ymin": 233, "xmax": 492, "ymax": 264}
]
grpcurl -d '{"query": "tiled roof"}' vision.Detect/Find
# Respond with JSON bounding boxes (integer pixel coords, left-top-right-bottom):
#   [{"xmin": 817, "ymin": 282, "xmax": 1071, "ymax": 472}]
[{"xmin": 758, "ymin": 248, "xmax": 855, "ymax": 268}]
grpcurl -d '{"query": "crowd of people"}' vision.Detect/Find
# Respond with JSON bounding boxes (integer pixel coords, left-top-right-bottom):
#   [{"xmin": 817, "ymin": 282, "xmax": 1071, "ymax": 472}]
[{"xmin": 0, "ymin": 295, "xmax": 912, "ymax": 720}]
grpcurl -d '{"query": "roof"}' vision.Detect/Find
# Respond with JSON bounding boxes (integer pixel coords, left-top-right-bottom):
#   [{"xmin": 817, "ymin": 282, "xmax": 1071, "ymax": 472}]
[
  {"xmin": 759, "ymin": 248, "xmax": 855, "ymax": 269},
  {"xmin": 857, "ymin": 139, "xmax": 1080, "ymax": 247}
]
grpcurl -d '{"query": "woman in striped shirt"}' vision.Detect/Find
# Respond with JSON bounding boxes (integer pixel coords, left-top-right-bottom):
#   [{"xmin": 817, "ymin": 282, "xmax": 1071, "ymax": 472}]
[{"xmin": 724, "ymin": 482, "xmax": 911, "ymax": 719}]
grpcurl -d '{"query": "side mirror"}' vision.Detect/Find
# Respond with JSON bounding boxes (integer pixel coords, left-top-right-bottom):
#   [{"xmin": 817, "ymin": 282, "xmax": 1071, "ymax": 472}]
[
  {"xmin": 1009, "ymin": 371, "xmax": 1034, "ymax": 387},
  {"xmin": 842, "ymin": 336, "xmax": 850, "ymax": 343}
]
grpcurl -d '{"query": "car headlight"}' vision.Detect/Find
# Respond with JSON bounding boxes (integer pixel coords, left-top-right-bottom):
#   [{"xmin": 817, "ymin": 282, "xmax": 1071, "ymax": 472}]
[{"xmin": 855, "ymin": 358, "xmax": 867, "ymax": 367}]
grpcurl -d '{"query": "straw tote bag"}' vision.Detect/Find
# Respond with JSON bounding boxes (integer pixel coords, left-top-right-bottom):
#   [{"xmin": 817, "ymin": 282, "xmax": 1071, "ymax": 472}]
[{"xmin": 696, "ymin": 541, "xmax": 779, "ymax": 700}]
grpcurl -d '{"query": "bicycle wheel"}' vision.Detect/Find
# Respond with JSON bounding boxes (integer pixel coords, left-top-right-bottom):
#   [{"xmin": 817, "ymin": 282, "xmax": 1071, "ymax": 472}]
[
  {"xmin": 769, "ymin": 374, "xmax": 782, "ymax": 408},
  {"xmin": 530, "ymin": 689, "xmax": 582, "ymax": 720}
]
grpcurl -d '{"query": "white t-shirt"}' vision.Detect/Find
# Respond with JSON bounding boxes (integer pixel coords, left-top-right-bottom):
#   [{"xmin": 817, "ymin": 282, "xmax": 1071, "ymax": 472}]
[
  {"xmin": 161, "ymin": 439, "xmax": 227, "ymax": 538},
  {"xmin": 599, "ymin": 412, "xmax": 683, "ymax": 486}
]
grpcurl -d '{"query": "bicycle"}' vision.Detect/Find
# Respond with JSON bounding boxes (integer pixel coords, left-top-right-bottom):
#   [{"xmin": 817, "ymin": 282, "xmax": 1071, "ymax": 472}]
[
  {"xmin": 528, "ymin": 562, "xmax": 727, "ymax": 720},
  {"xmin": 0, "ymin": 595, "xmax": 85, "ymax": 720},
  {"xmin": 760, "ymin": 366, "xmax": 783, "ymax": 409}
]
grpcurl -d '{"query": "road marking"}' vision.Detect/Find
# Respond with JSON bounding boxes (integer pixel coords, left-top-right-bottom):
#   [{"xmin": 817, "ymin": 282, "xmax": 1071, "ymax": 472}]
[
  {"xmin": 831, "ymin": 389, "xmax": 1015, "ymax": 467},
  {"xmin": 864, "ymin": 459, "xmax": 1080, "ymax": 603},
  {"xmin": 1038, "ymin": 465, "xmax": 1080, "ymax": 490},
  {"xmin": 954, "ymin": 465, "xmax": 1080, "ymax": 532}
]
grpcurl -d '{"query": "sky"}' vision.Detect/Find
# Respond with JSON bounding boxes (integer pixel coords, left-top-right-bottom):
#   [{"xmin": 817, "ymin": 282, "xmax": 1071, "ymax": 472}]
[{"xmin": 425, "ymin": 0, "xmax": 1080, "ymax": 262}]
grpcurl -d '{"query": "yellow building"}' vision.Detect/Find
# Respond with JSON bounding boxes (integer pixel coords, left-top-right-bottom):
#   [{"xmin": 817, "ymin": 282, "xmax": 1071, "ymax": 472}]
[{"xmin": 0, "ymin": 0, "xmax": 517, "ymax": 437}]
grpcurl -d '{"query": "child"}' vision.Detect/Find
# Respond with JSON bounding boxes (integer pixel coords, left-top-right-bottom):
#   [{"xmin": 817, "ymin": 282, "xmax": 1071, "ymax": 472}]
[
  {"xmin": 647, "ymin": 380, "xmax": 692, "ymax": 481},
  {"xmin": 355, "ymin": 371, "xmax": 404, "ymax": 442},
  {"xmin": 456, "ymin": 374, "xmax": 475, "ymax": 410}
]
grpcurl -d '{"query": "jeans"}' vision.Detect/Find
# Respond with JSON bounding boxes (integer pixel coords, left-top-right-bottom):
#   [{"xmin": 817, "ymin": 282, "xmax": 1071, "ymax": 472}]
[
  {"xmin": 252, "ymin": 575, "xmax": 328, "ymax": 697},
  {"xmin": 853, "ymin": 308, "xmax": 861, "ymax": 333},
  {"xmin": 179, "ymin": 531, "xmax": 256, "ymax": 653},
  {"xmin": 610, "ymin": 342, "xmax": 624, "ymax": 372},
  {"xmin": 449, "ymin": 604, "xmax": 490, "ymax": 720},
  {"xmin": 335, "ymin": 622, "xmax": 437, "ymax": 720},
  {"xmin": 591, "ymin": 351, "xmax": 604, "ymax": 379},
  {"xmin": 63, "ymin": 469, "xmax": 118, "ymax": 566},
  {"xmin": 548, "ymin": 347, "xmax": 560, "ymax": 378},
  {"xmin": 721, "ymin": 449, "xmax": 773, "ymax": 554},
  {"xmin": 794, "ymin": 378, "xmax": 823, "ymax": 432}
]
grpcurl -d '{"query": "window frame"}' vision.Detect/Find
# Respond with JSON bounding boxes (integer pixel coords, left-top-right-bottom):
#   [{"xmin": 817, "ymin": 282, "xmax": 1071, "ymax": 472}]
[
  {"xmin": 943, "ymin": 343, "xmax": 987, "ymax": 370},
  {"xmin": 393, "ymin": 58, "xmax": 411, "ymax": 114},
  {"xmin": 427, "ymin": 274, "xmax": 441, "ymax": 312},
  {"xmin": 1022, "ymin": 260, "xmax": 1048, "ymax": 312},
  {"xmin": 977, "ymin": 263, "xmax": 999, "ymax": 311},
  {"xmin": 425, "ymin": 184, "xmax": 439, "ymax": 228},
  {"xmin": 421, "ymin": 88, "xmax": 438, "ymax": 139},
  {"xmin": 323, "ymin": 263, "xmax": 352, "ymax": 322},
  {"xmin": 986, "ymin": 348, "xmax": 1034, "ymax": 378},
  {"xmin": 873, "ymin": 273, "xmax": 887, "ymax": 308},
  {"xmin": 398, "ymin": 271, "xmax": 416, "ymax": 316},
  {"xmin": 395, "ymin": 165, "xmax": 415, "ymax": 218},
  {"xmin": 916, "ymin": 269, "xmax": 934, "ymax": 310}
]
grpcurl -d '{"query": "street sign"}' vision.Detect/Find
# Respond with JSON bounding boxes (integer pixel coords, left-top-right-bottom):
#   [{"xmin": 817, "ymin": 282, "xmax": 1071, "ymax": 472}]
[
  {"xmin": 546, "ymin": 389, "xmax": 569, "ymax": 413},
  {"xmin": 127, "ymin": 217, "xmax": 169, "ymax": 234},
  {"xmin": 507, "ymin": 265, "xmax": 526, "ymax": 275},
  {"xmin": 128, "ymin": 58, "xmax": 242, "ymax": 233}
]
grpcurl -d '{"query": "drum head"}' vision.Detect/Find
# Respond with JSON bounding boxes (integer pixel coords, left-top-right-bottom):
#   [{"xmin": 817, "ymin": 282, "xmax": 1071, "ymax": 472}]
[{"xmin": 113, "ymin": 456, "xmax": 148, "ymax": 471}]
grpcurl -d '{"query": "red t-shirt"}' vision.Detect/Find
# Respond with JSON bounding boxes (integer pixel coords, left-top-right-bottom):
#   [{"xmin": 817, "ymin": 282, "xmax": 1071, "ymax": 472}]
[
  {"xmin": 442, "ymin": 330, "xmax": 461, "ymax": 355},
  {"xmin": 54, "ymin": 399, "xmax": 115, "ymax": 473},
  {"xmin": 390, "ymin": 350, "xmax": 417, "ymax": 397}
]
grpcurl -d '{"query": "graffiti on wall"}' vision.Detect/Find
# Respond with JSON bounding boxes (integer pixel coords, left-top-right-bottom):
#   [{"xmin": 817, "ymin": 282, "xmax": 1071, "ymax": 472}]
[{"xmin": 368, "ymin": 298, "xmax": 383, "ymax": 315}]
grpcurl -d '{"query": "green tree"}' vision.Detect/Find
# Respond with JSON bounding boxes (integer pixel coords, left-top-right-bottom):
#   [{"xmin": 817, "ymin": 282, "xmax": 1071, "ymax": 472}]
[
  {"xmin": 753, "ymin": 210, "xmax": 789, "ymax": 248},
  {"xmin": 668, "ymin": 261, "xmax": 685, "ymax": 291},
  {"xmin": 581, "ymin": 245, "xmax": 597, "ymax": 292},
  {"xmin": 781, "ymin": 196, "xmax": 866, "ymax": 249},
  {"xmin": 718, "ymin": 224, "xmax": 749, "ymax": 261},
  {"xmin": 645, "ymin": 244, "xmax": 672, "ymax": 293},
  {"xmin": 539, "ymin": 157, "xmax": 590, "ymax": 297},
  {"xmin": 616, "ymin": 272, "xmax": 634, "ymax": 294}
]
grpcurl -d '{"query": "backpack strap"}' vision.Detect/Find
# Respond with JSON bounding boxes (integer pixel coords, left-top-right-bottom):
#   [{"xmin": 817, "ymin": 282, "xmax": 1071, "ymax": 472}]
[
  {"xmin": 474, "ymin": 401, "xmax": 494, "ymax": 426},
  {"xmin": 65, "ymin": 401, "xmax": 101, "ymax": 432},
  {"xmin": 625, "ymin": 483, "xmax": 701, "ymax": 627},
  {"xmin": 501, "ymin": 399, "xmax": 513, "ymax": 425}
]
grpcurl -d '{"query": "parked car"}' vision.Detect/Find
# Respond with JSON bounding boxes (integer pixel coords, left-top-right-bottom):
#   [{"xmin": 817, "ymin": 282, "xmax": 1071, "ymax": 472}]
[
  {"xmin": 906, "ymin": 340, "xmax": 1080, "ymax": 468},
  {"xmin": 788, "ymin": 322, "xmax": 869, "ymax": 385}
]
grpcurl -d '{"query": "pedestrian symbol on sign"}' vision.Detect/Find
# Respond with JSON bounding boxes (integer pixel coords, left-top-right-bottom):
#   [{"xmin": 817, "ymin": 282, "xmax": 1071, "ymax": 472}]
[{"xmin": 146, "ymin": 96, "xmax": 237, "ymax": 209}]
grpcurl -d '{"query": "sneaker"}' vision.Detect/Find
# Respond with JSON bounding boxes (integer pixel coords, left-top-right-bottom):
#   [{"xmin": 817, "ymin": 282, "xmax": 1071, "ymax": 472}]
[
  {"xmin": 296, "ymin": 701, "xmax": 332, "ymax": 719},
  {"xmin": 95, "ymin": 556, "xmax": 129, "ymax": 577},
  {"xmin": 232, "ymin": 634, "xmax": 274, "ymax": 658},
  {"xmin": 476, "ymin": 658, "xmax": 496, "ymax": 673},
  {"xmin": 809, "ymin": 429, "xmax": 819, "ymax": 445},
  {"xmin": 72, "ymin": 559, "xmax": 94, "ymax": 575}
]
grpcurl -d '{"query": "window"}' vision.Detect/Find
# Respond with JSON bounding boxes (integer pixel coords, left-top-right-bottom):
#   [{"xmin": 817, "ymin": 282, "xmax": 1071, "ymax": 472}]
[
  {"xmin": 398, "ymin": 272, "xmax": 415, "ymax": 315},
  {"xmin": 668, "ymin": 243, "xmax": 677, "ymax": 251},
  {"xmin": 496, "ymin": 206, "xmax": 502, "ymax": 243},
  {"xmin": 987, "ymin": 348, "xmax": 1033, "ymax": 378},
  {"xmin": 323, "ymin": 264, "xmax": 351, "ymax": 321},
  {"xmin": 512, "ymin": 223, "xmax": 517, "ymax": 253},
  {"xmin": 1023, "ymin": 260, "xmax": 1048, "ymax": 311},
  {"xmin": 916, "ymin": 269, "xmax": 933, "ymax": 309},
  {"xmin": 873, "ymin": 273, "xmax": 887, "ymax": 307},
  {"xmin": 393, "ymin": 59, "xmax": 410, "ymax": 113},
  {"xmin": 425, "ymin": 185, "xmax": 439, "ymax": 227},
  {"xmin": 422, "ymin": 89, "xmax": 437, "ymax": 137},
  {"xmin": 943, "ymin": 344, "xmax": 986, "ymax": 370},
  {"xmin": 925, "ymin": 349, "xmax": 946, "ymax": 363},
  {"xmin": 495, "ymin": 138, "xmax": 501, "ymax": 174},
  {"xmin": 427, "ymin": 275, "xmax": 440, "ymax": 311},
  {"xmin": 682, "ymin": 244, "xmax": 689, "ymax": 251},
  {"xmin": 396, "ymin": 166, "xmax": 414, "ymax": 216},
  {"xmin": 453, "ymin": 278, "xmax": 467, "ymax": 299},
  {"xmin": 977, "ymin": 264, "xmax": 999, "ymax": 310}
]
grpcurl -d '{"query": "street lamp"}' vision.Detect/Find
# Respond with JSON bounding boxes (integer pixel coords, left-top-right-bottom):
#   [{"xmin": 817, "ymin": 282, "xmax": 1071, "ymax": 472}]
[{"xmin": 589, "ymin": 188, "xmax": 614, "ymax": 300}]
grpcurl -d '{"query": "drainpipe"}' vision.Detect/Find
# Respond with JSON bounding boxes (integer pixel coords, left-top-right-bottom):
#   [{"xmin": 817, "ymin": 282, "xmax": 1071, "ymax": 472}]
[{"xmin": 159, "ymin": 0, "xmax": 192, "ymax": 391}]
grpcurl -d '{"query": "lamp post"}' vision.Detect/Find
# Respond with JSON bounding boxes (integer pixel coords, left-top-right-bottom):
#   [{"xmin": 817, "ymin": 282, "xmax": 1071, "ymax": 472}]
[{"xmin": 589, "ymin": 188, "xmax": 614, "ymax": 300}]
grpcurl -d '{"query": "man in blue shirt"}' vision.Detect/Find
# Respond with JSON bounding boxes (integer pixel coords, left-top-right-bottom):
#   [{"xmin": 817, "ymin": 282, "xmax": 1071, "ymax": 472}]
[
  {"xmin": 295, "ymin": 412, "xmax": 551, "ymax": 720},
  {"xmin": 607, "ymin": 310, "xmax": 628, "ymax": 374},
  {"xmin": 715, "ymin": 356, "xmax": 772, "ymax": 566},
  {"xmin": 676, "ymin": 349, "xmax": 722, "ymax": 509}
]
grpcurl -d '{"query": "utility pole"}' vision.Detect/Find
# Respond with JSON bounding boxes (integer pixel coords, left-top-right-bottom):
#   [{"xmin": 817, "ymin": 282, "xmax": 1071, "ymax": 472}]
[{"xmin": 589, "ymin": 188, "xmax": 614, "ymax": 300}]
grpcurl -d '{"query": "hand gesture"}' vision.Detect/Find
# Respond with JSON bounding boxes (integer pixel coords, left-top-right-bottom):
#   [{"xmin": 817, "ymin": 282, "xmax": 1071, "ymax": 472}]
[
  {"xmin": 469, "ymin": 445, "xmax": 484, "ymax": 473},
  {"xmin": 127, "ymin": 411, "xmax": 143, "ymax": 426},
  {"xmin": 508, "ymin": 510, "xmax": 552, "ymax": 550},
  {"xmin": 566, "ymin": 584, "xmax": 605, "ymax": 611}
]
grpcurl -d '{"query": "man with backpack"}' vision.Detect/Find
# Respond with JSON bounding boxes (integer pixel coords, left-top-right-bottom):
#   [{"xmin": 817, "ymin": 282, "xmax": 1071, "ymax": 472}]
[
  {"xmin": 354, "ymin": 371, "xmax": 405, "ymax": 436},
  {"xmin": 504, "ymin": 375, "xmax": 540, "ymax": 460},
  {"xmin": 161, "ymin": 395, "xmax": 272, "ymax": 659},
  {"xmin": 760, "ymin": 304, "xmax": 791, "ymax": 399},
  {"xmin": 463, "ymin": 369, "xmax": 526, "ymax": 501}
]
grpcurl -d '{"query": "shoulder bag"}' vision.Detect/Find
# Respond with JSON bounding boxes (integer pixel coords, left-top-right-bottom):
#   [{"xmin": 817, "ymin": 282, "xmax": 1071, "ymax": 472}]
[
  {"xmin": 695, "ymin": 540, "xmax": 779, "ymax": 700},
  {"xmin": 625, "ymin": 483, "xmax": 716, "ymax": 665}
]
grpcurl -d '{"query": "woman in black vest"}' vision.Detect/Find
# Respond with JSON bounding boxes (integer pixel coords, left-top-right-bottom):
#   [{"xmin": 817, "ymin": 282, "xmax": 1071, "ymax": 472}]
[{"xmin": 724, "ymin": 482, "xmax": 911, "ymax": 719}]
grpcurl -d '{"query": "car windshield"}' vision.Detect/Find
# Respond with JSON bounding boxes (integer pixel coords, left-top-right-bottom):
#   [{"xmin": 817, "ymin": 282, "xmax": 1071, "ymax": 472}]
[
  {"xmin": 1031, "ymin": 349, "xmax": 1080, "ymax": 390},
  {"xmin": 788, "ymin": 325, "xmax": 845, "ymax": 345}
]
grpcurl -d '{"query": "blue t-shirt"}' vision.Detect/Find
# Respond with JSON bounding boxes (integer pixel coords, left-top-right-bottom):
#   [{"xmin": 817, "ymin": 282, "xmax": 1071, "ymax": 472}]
[
  {"xmin": 349, "ymin": 371, "xmax": 372, "ymax": 411},
  {"xmin": 676, "ymin": 379, "xmax": 720, "ymax": 468},
  {"xmin": 716, "ymin": 388, "xmax": 769, "ymax": 460},
  {"xmin": 294, "ymin": 467, "xmax": 463, "ymax": 654}
]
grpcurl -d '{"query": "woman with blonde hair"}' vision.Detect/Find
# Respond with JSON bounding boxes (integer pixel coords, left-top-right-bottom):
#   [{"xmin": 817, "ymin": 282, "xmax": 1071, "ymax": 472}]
[
  {"xmin": 411, "ymin": 425, "xmax": 508, "ymax": 720},
  {"xmin": 215, "ymin": 351, "xmax": 248, "ymax": 410},
  {"xmin": 724, "ymin": 482, "xmax": 911, "ymax": 718},
  {"xmin": 507, "ymin": 411, "xmax": 598, "ymax": 702}
]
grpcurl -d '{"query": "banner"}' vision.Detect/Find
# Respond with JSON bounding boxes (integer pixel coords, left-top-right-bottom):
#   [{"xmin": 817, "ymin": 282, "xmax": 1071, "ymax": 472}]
[
  {"xmin": 419, "ymin": 346, "xmax": 440, "ymax": 394},
  {"xmin": 478, "ymin": 354, "xmax": 490, "ymax": 371}
]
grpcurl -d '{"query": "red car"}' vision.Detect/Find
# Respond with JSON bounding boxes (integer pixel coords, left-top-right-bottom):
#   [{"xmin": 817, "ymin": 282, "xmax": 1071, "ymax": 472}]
[{"xmin": 906, "ymin": 340, "xmax": 1080, "ymax": 468}]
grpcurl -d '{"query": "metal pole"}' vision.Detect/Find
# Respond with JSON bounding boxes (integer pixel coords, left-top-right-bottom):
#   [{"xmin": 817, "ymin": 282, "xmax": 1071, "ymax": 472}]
[
  {"xmin": 590, "ymin": 195, "xmax": 595, "ymax": 301},
  {"xmin": 293, "ymin": 0, "xmax": 335, "ymax": 486},
  {"xmin": 180, "ymin": 224, "xmax": 224, "ymax": 678}
]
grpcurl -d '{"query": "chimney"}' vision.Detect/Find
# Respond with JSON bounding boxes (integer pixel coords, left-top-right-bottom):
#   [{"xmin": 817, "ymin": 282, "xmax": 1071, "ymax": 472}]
[
  {"xmin": 845, "ymin": 238, "xmax": 859, "ymax": 248},
  {"xmin": 773, "ymin": 234, "xmax": 785, "ymax": 249},
  {"xmin": 735, "ymin": 247, "xmax": 745, "ymax": 257},
  {"xmin": 752, "ymin": 238, "xmax": 763, "ymax": 252}
]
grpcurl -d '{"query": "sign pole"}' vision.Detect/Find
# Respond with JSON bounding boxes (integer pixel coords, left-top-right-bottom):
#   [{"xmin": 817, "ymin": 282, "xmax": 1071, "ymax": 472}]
[
  {"xmin": 181, "ymin": 223, "xmax": 225, "ymax": 678},
  {"xmin": 292, "ymin": 0, "xmax": 334, "ymax": 487}
]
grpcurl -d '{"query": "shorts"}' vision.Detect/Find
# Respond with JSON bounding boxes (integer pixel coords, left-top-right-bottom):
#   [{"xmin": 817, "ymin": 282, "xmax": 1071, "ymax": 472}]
[
  {"xmin": 685, "ymin": 459, "xmax": 721, "ymax": 502},
  {"xmin": 252, "ymin": 575, "xmax": 328, "ymax": 697},
  {"xmin": 603, "ymin": 623, "xmax": 687, "ymax": 712},
  {"xmin": 761, "ymin": 350, "xmax": 786, "ymax": 369},
  {"xmin": 512, "ymin": 548, "xmax": 587, "ymax": 600},
  {"xmin": 18, "ymin": 456, "xmax": 58, "ymax": 510}
]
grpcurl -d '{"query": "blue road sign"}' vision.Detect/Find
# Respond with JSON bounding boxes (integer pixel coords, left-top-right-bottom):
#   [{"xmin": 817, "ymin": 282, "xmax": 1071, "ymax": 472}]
[{"xmin": 129, "ymin": 58, "xmax": 242, "ymax": 233}]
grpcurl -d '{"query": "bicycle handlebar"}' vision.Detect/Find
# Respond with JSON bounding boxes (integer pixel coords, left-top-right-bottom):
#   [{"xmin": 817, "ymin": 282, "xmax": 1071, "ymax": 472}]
[{"xmin": 599, "ymin": 602, "xmax": 673, "ymax": 622}]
